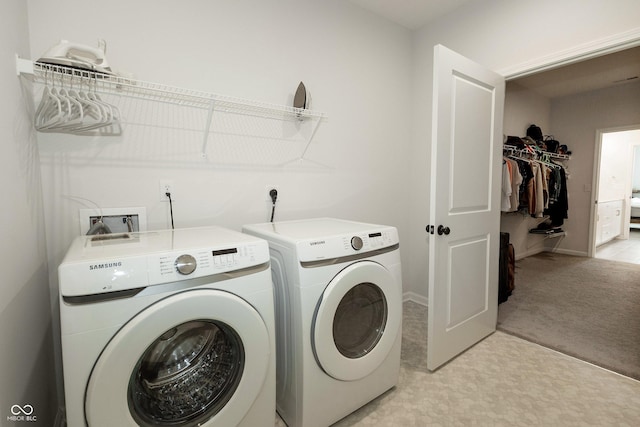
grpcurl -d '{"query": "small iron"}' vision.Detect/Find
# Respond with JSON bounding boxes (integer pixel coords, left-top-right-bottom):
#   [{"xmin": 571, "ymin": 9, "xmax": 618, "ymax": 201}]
[{"xmin": 294, "ymin": 81, "xmax": 307, "ymax": 110}]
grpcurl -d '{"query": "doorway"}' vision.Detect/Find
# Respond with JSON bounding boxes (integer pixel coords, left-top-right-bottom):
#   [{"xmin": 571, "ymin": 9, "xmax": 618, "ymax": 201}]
[
  {"xmin": 498, "ymin": 38, "xmax": 640, "ymax": 379},
  {"xmin": 502, "ymin": 43, "xmax": 640, "ymax": 260},
  {"xmin": 593, "ymin": 128, "xmax": 640, "ymax": 263}
]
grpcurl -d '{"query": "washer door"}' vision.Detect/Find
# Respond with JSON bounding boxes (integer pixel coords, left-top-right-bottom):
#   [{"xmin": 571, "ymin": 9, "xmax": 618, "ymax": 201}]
[
  {"xmin": 85, "ymin": 289, "xmax": 270, "ymax": 427},
  {"xmin": 313, "ymin": 261, "xmax": 401, "ymax": 381}
]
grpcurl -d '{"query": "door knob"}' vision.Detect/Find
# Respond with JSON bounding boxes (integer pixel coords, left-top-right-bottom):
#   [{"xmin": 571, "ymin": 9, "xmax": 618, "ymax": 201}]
[
  {"xmin": 437, "ymin": 225, "xmax": 450, "ymax": 236},
  {"xmin": 425, "ymin": 225, "xmax": 435, "ymax": 234}
]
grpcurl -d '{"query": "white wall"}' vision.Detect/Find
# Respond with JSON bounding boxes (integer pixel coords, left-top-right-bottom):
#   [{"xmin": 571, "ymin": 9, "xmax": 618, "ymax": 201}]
[
  {"xmin": 0, "ymin": 1, "xmax": 55, "ymax": 425},
  {"xmin": 550, "ymin": 81, "xmax": 640, "ymax": 254},
  {"xmin": 27, "ymin": 0, "xmax": 413, "ymax": 262},
  {"xmin": 503, "ymin": 81, "xmax": 551, "ymax": 138},
  {"xmin": 408, "ymin": 0, "xmax": 640, "ymax": 298}
]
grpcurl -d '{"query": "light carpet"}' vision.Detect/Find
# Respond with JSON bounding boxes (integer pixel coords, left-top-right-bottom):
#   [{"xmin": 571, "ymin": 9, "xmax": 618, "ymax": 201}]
[{"xmin": 497, "ymin": 252, "xmax": 640, "ymax": 380}]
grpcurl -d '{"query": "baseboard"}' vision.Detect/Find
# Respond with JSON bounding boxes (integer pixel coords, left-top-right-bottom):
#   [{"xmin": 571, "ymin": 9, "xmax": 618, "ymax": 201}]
[
  {"xmin": 402, "ymin": 291, "xmax": 428, "ymax": 306},
  {"xmin": 515, "ymin": 247, "xmax": 545, "ymax": 260},
  {"xmin": 545, "ymin": 248, "xmax": 588, "ymax": 257},
  {"xmin": 517, "ymin": 247, "xmax": 588, "ymax": 260}
]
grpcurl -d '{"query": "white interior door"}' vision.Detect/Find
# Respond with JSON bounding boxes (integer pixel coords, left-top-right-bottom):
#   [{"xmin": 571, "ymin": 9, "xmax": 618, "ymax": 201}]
[{"xmin": 427, "ymin": 45, "xmax": 505, "ymax": 371}]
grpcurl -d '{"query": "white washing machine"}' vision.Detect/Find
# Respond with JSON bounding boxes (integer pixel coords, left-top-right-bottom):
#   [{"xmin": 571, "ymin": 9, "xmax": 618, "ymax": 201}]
[
  {"xmin": 58, "ymin": 226, "xmax": 275, "ymax": 427},
  {"xmin": 242, "ymin": 218, "xmax": 402, "ymax": 427}
]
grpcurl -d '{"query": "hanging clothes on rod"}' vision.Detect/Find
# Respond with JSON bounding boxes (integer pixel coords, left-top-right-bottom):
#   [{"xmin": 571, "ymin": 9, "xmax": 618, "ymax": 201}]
[
  {"xmin": 502, "ymin": 144, "xmax": 570, "ymax": 227},
  {"xmin": 502, "ymin": 156, "xmax": 522, "ymax": 213}
]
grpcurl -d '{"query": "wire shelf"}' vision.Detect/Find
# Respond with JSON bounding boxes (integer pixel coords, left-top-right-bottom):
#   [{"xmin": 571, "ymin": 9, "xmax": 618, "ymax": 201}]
[
  {"xmin": 16, "ymin": 56, "xmax": 326, "ymax": 158},
  {"xmin": 17, "ymin": 57, "xmax": 324, "ymax": 119},
  {"xmin": 503, "ymin": 144, "xmax": 571, "ymax": 160}
]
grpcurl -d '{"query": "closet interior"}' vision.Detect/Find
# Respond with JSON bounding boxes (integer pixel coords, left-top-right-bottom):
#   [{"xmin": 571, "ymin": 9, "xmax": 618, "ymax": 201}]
[{"xmin": 500, "ymin": 136, "xmax": 571, "ymax": 264}]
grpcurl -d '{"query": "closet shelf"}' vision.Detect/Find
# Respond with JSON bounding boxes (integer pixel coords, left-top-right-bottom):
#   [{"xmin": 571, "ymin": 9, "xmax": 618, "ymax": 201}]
[
  {"xmin": 541, "ymin": 231, "xmax": 565, "ymax": 239},
  {"xmin": 15, "ymin": 56, "xmax": 327, "ymax": 157},
  {"xmin": 503, "ymin": 144, "xmax": 570, "ymax": 160}
]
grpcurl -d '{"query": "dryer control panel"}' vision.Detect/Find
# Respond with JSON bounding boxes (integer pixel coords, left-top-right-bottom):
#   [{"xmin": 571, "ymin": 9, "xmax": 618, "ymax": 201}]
[{"xmin": 297, "ymin": 227, "xmax": 398, "ymax": 262}]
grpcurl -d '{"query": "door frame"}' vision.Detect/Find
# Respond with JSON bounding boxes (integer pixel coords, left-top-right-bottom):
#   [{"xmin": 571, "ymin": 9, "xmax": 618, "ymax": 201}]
[
  {"xmin": 589, "ymin": 125, "xmax": 640, "ymax": 257},
  {"xmin": 497, "ymin": 28, "xmax": 640, "ymax": 79}
]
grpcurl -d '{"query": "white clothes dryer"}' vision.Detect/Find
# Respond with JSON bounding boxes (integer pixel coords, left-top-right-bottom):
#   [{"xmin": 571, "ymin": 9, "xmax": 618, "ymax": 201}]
[
  {"xmin": 58, "ymin": 226, "xmax": 275, "ymax": 427},
  {"xmin": 242, "ymin": 218, "xmax": 402, "ymax": 427}
]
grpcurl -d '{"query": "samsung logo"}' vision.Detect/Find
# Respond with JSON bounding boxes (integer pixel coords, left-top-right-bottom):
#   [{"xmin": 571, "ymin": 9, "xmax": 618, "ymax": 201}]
[
  {"xmin": 309, "ymin": 240, "xmax": 325, "ymax": 246},
  {"xmin": 89, "ymin": 262, "xmax": 122, "ymax": 271}
]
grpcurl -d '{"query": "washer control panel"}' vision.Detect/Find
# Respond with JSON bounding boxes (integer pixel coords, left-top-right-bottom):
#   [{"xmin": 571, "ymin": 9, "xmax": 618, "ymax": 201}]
[
  {"xmin": 59, "ymin": 226, "xmax": 270, "ymax": 297},
  {"xmin": 150, "ymin": 243, "xmax": 265, "ymax": 283}
]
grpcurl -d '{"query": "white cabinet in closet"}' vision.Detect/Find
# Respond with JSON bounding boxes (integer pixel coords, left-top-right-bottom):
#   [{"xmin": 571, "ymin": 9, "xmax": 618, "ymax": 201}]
[{"xmin": 596, "ymin": 200, "xmax": 623, "ymax": 246}]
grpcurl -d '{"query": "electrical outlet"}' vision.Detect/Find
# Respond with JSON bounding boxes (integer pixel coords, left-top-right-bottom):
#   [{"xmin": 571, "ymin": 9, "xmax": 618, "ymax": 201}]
[{"xmin": 160, "ymin": 180, "xmax": 174, "ymax": 201}]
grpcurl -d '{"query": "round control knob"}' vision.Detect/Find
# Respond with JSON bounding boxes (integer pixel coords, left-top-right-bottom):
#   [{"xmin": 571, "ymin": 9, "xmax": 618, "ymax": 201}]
[
  {"xmin": 175, "ymin": 254, "xmax": 197, "ymax": 275},
  {"xmin": 351, "ymin": 236, "xmax": 363, "ymax": 251}
]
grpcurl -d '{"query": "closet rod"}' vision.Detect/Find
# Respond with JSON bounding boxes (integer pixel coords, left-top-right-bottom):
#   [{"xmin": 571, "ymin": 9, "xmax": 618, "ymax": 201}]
[{"xmin": 503, "ymin": 144, "xmax": 570, "ymax": 160}]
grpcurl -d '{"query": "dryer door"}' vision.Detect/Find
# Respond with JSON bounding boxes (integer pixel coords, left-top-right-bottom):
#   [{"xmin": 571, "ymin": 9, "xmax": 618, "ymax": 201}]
[
  {"xmin": 85, "ymin": 289, "xmax": 270, "ymax": 427},
  {"xmin": 313, "ymin": 261, "xmax": 401, "ymax": 381}
]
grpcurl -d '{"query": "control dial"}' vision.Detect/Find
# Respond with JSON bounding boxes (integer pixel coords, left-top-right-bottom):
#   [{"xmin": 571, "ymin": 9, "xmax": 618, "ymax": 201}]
[
  {"xmin": 350, "ymin": 236, "xmax": 363, "ymax": 251},
  {"xmin": 175, "ymin": 254, "xmax": 197, "ymax": 275}
]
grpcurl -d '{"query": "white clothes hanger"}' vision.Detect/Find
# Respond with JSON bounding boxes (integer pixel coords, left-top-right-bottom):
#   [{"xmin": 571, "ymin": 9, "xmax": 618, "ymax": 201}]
[
  {"xmin": 35, "ymin": 87, "xmax": 63, "ymax": 130},
  {"xmin": 34, "ymin": 65, "xmax": 122, "ymax": 134}
]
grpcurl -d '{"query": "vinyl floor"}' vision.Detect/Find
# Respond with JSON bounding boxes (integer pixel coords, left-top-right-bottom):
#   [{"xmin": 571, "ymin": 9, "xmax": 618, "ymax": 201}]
[
  {"xmin": 275, "ymin": 301, "xmax": 640, "ymax": 426},
  {"xmin": 596, "ymin": 228, "xmax": 640, "ymax": 264}
]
